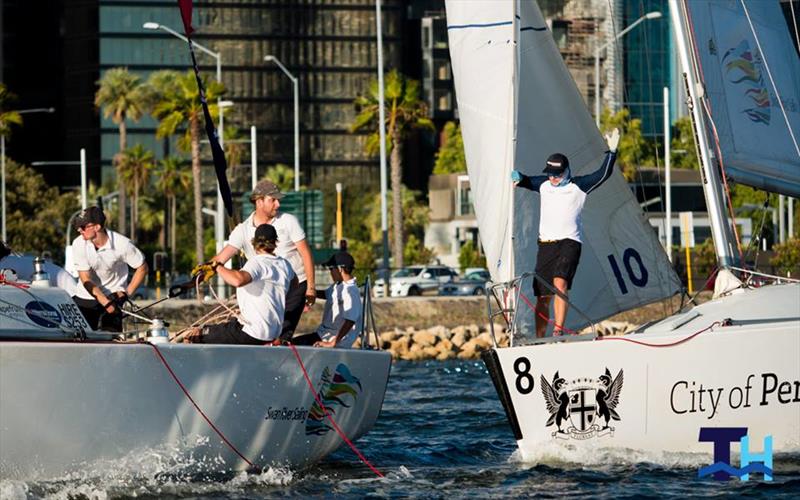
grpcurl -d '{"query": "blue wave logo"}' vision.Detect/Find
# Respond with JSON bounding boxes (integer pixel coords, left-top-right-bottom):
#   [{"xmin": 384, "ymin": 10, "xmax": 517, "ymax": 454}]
[{"xmin": 698, "ymin": 462, "xmax": 773, "ymax": 479}]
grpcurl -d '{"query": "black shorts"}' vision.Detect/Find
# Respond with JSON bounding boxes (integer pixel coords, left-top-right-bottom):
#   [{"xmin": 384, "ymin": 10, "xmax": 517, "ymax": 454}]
[
  {"xmin": 533, "ymin": 239, "xmax": 582, "ymax": 297},
  {"xmin": 201, "ymin": 318, "xmax": 265, "ymax": 345},
  {"xmin": 72, "ymin": 296, "xmax": 123, "ymax": 332}
]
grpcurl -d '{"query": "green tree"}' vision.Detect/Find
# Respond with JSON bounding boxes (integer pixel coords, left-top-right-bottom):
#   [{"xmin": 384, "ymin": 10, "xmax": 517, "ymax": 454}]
[
  {"xmin": 364, "ymin": 187, "xmax": 431, "ymax": 257},
  {"xmin": 670, "ymin": 116, "xmax": 700, "ymax": 170},
  {"xmin": 263, "ymin": 164, "xmax": 295, "ymax": 192},
  {"xmin": 117, "ymin": 144, "xmax": 154, "ymax": 240},
  {"xmin": 403, "ymin": 234, "xmax": 435, "ymax": 265},
  {"xmin": 433, "ymin": 121, "xmax": 467, "ymax": 174},
  {"xmin": 347, "ymin": 239, "xmax": 377, "ymax": 283},
  {"xmin": 155, "ymin": 156, "xmax": 192, "ymax": 273},
  {"xmin": 4, "ymin": 159, "xmax": 79, "ymax": 260},
  {"xmin": 599, "ymin": 108, "xmax": 653, "ymax": 180},
  {"xmin": 95, "ymin": 68, "xmax": 149, "ymax": 236},
  {"xmin": 350, "ymin": 69, "xmax": 434, "ymax": 268},
  {"xmin": 770, "ymin": 238, "xmax": 800, "ymax": 275},
  {"xmin": 148, "ymin": 70, "xmax": 225, "ymax": 264},
  {"xmin": 458, "ymin": 240, "xmax": 486, "ymax": 273}
]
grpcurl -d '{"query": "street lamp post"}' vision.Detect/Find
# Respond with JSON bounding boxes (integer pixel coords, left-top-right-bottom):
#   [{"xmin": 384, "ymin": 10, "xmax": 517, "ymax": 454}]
[
  {"xmin": 264, "ymin": 55, "xmax": 300, "ymax": 192},
  {"xmin": 594, "ymin": 11, "xmax": 662, "ymax": 127},
  {"xmin": 31, "ymin": 148, "xmax": 88, "ymax": 210},
  {"xmin": 376, "ymin": 0, "xmax": 390, "ymax": 292},
  {"xmin": 1, "ymin": 107, "xmax": 56, "ymax": 242},
  {"xmin": 142, "ymin": 21, "xmax": 227, "ymax": 269}
]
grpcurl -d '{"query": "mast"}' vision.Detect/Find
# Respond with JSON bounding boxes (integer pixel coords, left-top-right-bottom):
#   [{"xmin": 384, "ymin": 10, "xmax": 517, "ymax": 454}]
[
  {"xmin": 669, "ymin": 0, "xmax": 738, "ymax": 268},
  {"xmin": 509, "ymin": 0, "xmax": 520, "ymax": 280}
]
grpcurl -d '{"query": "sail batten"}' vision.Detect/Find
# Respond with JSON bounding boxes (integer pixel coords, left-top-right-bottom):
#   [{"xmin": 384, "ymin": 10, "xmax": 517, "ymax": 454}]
[{"xmin": 447, "ymin": 0, "xmax": 680, "ymax": 334}]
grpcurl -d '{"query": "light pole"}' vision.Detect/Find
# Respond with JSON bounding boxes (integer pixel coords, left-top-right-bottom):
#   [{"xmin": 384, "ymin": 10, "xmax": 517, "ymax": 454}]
[
  {"xmin": 264, "ymin": 55, "xmax": 300, "ymax": 192},
  {"xmin": 376, "ymin": 0, "xmax": 390, "ymax": 292},
  {"xmin": 142, "ymin": 21, "xmax": 227, "ymax": 266},
  {"xmin": 32, "ymin": 148, "xmax": 88, "ymax": 210},
  {"xmin": 594, "ymin": 11, "xmax": 662, "ymax": 126},
  {"xmin": 1, "ymin": 107, "xmax": 55, "ymax": 242}
]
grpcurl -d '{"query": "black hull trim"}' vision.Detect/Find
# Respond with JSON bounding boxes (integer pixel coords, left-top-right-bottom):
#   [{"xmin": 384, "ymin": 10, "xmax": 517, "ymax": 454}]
[{"xmin": 481, "ymin": 349, "xmax": 523, "ymax": 440}]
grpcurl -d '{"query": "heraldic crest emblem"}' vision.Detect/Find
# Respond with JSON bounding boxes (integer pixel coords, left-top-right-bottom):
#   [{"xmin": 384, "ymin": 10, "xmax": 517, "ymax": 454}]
[{"xmin": 540, "ymin": 368, "xmax": 624, "ymax": 440}]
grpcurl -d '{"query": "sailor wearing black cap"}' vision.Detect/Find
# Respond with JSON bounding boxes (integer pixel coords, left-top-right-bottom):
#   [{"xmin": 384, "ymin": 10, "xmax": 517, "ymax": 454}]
[
  {"xmin": 511, "ymin": 128, "xmax": 620, "ymax": 338},
  {"xmin": 70, "ymin": 206, "xmax": 148, "ymax": 331},
  {"xmin": 292, "ymin": 250, "xmax": 362, "ymax": 348},
  {"xmin": 190, "ymin": 223, "xmax": 297, "ymax": 344}
]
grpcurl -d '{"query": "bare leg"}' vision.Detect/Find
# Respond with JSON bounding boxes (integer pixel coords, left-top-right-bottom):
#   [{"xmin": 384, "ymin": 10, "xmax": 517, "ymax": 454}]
[
  {"xmin": 552, "ymin": 277, "xmax": 569, "ymax": 335},
  {"xmin": 535, "ymin": 295, "xmax": 552, "ymax": 338}
]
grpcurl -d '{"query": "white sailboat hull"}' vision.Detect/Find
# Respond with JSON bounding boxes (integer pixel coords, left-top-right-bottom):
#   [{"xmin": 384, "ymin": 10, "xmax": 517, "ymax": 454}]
[
  {"xmin": 485, "ymin": 283, "xmax": 800, "ymax": 459},
  {"xmin": 0, "ymin": 341, "xmax": 391, "ymax": 479}
]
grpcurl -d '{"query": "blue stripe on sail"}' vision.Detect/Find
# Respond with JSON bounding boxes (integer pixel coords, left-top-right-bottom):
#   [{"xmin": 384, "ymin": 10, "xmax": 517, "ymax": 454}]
[
  {"xmin": 447, "ymin": 20, "xmax": 547, "ymax": 31},
  {"xmin": 447, "ymin": 21, "xmax": 512, "ymax": 30}
]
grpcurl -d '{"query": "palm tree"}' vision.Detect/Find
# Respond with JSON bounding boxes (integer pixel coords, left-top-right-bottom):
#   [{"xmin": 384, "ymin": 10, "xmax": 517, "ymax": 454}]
[
  {"xmin": 155, "ymin": 156, "xmax": 192, "ymax": 273},
  {"xmin": 350, "ymin": 69, "xmax": 433, "ymax": 267},
  {"xmin": 0, "ymin": 84, "xmax": 23, "ymax": 140},
  {"xmin": 148, "ymin": 70, "xmax": 225, "ymax": 264},
  {"xmin": 117, "ymin": 144, "xmax": 154, "ymax": 240},
  {"xmin": 94, "ymin": 68, "xmax": 149, "ymax": 236}
]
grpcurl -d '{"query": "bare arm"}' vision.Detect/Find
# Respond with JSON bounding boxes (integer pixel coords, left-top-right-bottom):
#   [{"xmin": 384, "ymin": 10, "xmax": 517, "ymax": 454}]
[
  {"xmin": 212, "ymin": 244, "xmax": 240, "ymax": 266},
  {"xmin": 79, "ymin": 270, "xmax": 116, "ymax": 312},
  {"xmin": 126, "ymin": 262, "xmax": 148, "ymax": 297},
  {"xmin": 295, "ymin": 239, "xmax": 316, "ymax": 301},
  {"xmin": 216, "ymin": 264, "xmax": 252, "ymax": 288}
]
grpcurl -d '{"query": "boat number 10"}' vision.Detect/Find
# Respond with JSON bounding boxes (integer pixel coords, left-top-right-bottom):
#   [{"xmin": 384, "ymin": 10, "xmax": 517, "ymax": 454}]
[{"xmin": 607, "ymin": 248, "xmax": 648, "ymax": 294}]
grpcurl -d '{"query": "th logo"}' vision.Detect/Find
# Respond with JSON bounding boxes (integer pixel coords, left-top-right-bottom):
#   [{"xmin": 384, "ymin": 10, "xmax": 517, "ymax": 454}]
[{"xmin": 698, "ymin": 427, "xmax": 773, "ymax": 481}]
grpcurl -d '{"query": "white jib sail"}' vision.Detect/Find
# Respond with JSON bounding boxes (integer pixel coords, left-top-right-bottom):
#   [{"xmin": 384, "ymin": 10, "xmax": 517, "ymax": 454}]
[
  {"xmin": 684, "ymin": 0, "xmax": 800, "ymax": 197},
  {"xmin": 447, "ymin": 0, "xmax": 681, "ymax": 333}
]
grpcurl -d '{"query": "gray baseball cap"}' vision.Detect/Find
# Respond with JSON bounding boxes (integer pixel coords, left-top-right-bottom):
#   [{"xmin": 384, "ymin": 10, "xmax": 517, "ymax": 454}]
[{"xmin": 251, "ymin": 180, "xmax": 284, "ymax": 200}]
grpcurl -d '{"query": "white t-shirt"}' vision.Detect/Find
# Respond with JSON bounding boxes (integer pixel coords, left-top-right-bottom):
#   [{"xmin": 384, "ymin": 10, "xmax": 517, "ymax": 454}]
[
  {"xmin": 237, "ymin": 253, "xmax": 295, "ymax": 341},
  {"xmin": 71, "ymin": 230, "xmax": 145, "ymax": 300},
  {"xmin": 315, "ymin": 278, "xmax": 362, "ymax": 348},
  {"xmin": 537, "ymin": 181, "xmax": 588, "ymax": 243},
  {"xmin": 0, "ymin": 254, "xmax": 78, "ymax": 296},
  {"xmin": 228, "ymin": 212, "xmax": 308, "ymax": 283}
]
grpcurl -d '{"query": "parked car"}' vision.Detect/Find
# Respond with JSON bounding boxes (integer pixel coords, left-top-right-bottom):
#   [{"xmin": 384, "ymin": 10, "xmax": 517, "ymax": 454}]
[
  {"xmin": 439, "ymin": 268, "xmax": 490, "ymax": 296},
  {"xmin": 374, "ymin": 265, "xmax": 458, "ymax": 297}
]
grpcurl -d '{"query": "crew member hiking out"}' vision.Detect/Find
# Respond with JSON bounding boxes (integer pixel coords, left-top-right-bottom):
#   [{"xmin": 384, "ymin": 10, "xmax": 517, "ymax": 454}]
[{"xmin": 511, "ymin": 128, "xmax": 620, "ymax": 337}]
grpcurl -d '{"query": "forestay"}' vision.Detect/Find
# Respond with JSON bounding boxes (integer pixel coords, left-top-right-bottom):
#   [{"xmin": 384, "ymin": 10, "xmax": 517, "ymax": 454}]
[
  {"xmin": 684, "ymin": 0, "xmax": 800, "ymax": 197},
  {"xmin": 446, "ymin": 0, "xmax": 680, "ymax": 332}
]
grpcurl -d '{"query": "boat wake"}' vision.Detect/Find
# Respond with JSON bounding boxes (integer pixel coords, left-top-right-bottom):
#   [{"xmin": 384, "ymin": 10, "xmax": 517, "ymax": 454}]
[{"xmin": 0, "ymin": 436, "xmax": 294, "ymax": 499}]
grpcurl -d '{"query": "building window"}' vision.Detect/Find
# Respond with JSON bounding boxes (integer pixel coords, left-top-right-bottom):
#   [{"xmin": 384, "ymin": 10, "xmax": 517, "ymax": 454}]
[
  {"xmin": 435, "ymin": 90, "xmax": 452, "ymax": 111},
  {"xmin": 457, "ymin": 175, "xmax": 474, "ymax": 216},
  {"xmin": 434, "ymin": 59, "xmax": 451, "ymax": 80}
]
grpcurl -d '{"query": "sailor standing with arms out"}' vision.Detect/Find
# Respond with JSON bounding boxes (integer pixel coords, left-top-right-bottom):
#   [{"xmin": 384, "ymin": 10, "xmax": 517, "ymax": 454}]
[
  {"xmin": 70, "ymin": 206, "xmax": 148, "ymax": 331},
  {"xmin": 212, "ymin": 180, "xmax": 315, "ymax": 341},
  {"xmin": 511, "ymin": 128, "xmax": 620, "ymax": 337}
]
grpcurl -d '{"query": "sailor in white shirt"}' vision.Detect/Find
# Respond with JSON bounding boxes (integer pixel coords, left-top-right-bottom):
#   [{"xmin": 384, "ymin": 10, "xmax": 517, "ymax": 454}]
[
  {"xmin": 70, "ymin": 206, "xmax": 148, "ymax": 331},
  {"xmin": 190, "ymin": 223, "xmax": 296, "ymax": 344},
  {"xmin": 511, "ymin": 128, "xmax": 620, "ymax": 338},
  {"xmin": 212, "ymin": 179, "xmax": 315, "ymax": 341},
  {"xmin": 293, "ymin": 251, "xmax": 362, "ymax": 348}
]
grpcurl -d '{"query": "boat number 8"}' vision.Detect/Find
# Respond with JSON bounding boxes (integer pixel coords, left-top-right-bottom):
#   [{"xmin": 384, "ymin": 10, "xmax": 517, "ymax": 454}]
[
  {"xmin": 513, "ymin": 357, "xmax": 534, "ymax": 394},
  {"xmin": 607, "ymin": 247, "xmax": 649, "ymax": 294}
]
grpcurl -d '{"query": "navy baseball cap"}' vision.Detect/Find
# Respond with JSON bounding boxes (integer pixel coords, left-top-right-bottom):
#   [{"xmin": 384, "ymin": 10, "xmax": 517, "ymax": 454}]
[
  {"xmin": 543, "ymin": 153, "xmax": 569, "ymax": 175},
  {"xmin": 323, "ymin": 251, "xmax": 355, "ymax": 269}
]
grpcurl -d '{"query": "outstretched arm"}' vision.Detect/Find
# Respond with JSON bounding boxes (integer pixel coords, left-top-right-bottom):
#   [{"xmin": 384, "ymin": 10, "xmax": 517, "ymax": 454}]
[
  {"xmin": 512, "ymin": 170, "xmax": 548, "ymax": 192},
  {"xmin": 574, "ymin": 128, "xmax": 620, "ymax": 195}
]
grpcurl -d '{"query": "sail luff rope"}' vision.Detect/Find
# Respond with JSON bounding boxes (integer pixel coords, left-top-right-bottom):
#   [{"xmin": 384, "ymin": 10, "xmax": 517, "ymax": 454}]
[{"xmin": 740, "ymin": 0, "xmax": 800, "ymax": 159}]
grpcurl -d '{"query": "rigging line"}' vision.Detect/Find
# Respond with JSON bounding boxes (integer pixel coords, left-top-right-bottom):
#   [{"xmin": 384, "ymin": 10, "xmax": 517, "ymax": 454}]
[
  {"xmin": 598, "ymin": 321, "xmax": 721, "ymax": 348},
  {"xmin": 740, "ymin": 0, "xmax": 800, "ymax": 158},
  {"xmin": 741, "ymin": 194, "xmax": 771, "ymax": 270},
  {"xmin": 287, "ymin": 344, "xmax": 384, "ymax": 478}
]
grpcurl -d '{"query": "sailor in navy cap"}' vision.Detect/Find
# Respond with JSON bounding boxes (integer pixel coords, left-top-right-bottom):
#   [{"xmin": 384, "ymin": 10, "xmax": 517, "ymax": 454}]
[{"xmin": 511, "ymin": 128, "xmax": 620, "ymax": 337}]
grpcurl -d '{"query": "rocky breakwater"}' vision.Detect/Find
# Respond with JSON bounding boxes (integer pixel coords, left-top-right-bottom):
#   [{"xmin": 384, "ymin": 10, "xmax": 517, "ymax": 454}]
[{"xmin": 353, "ymin": 320, "xmax": 635, "ymax": 361}]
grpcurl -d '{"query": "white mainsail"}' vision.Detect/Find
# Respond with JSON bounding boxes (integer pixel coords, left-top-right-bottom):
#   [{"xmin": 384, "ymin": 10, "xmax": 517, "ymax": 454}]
[
  {"xmin": 684, "ymin": 0, "xmax": 800, "ymax": 197},
  {"xmin": 446, "ymin": 0, "xmax": 680, "ymax": 332}
]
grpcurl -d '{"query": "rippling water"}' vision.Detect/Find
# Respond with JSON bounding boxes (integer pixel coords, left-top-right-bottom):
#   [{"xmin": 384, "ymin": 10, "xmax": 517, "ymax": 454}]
[{"xmin": 3, "ymin": 360, "xmax": 798, "ymax": 499}]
